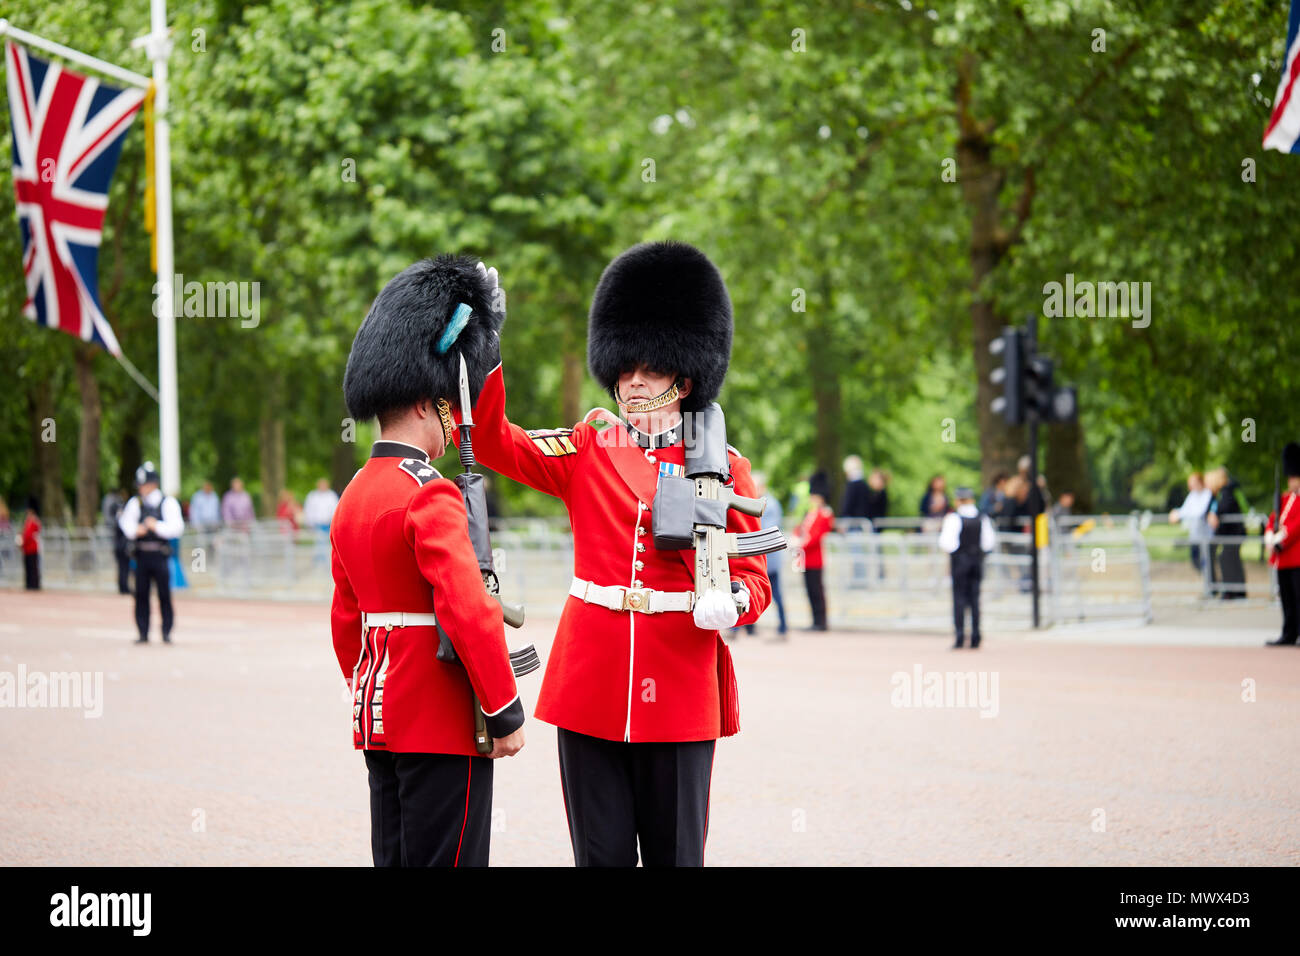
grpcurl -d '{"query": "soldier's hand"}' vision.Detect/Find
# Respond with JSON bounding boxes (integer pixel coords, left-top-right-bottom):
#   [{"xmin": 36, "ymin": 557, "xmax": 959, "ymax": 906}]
[
  {"xmin": 488, "ymin": 726, "xmax": 524, "ymax": 758},
  {"xmin": 693, "ymin": 588, "xmax": 739, "ymax": 630}
]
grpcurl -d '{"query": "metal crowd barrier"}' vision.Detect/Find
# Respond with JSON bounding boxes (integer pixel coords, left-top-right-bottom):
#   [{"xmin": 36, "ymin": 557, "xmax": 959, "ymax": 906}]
[{"xmin": 1, "ymin": 510, "xmax": 1276, "ymax": 632}]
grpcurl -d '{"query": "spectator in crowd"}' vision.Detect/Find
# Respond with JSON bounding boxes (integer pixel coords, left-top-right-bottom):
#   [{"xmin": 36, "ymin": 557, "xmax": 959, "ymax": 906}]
[
  {"xmin": 841, "ymin": 455, "xmax": 870, "ymax": 520},
  {"xmin": 734, "ymin": 472, "xmax": 787, "ymax": 640},
  {"xmin": 189, "ymin": 481, "xmax": 222, "ymax": 530},
  {"xmin": 302, "ymin": 477, "xmax": 339, "ymax": 531},
  {"xmin": 979, "ymin": 472, "xmax": 1009, "ymax": 525},
  {"xmin": 840, "ymin": 455, "xmax": 871, "ymax": 587},
  {"xmin": 1264, "ymin": 442, "xmax": 1300, "ymax": 646},
  {"xmin": 1206, "ymin": 466, "xmax": 1247, "ymax": 599},
  {"xmin": 21, "ymin": 496, "xmax": 42, "ymax": 590},
  {"xmin": 1051, "ymin": 490, "xmax": 1076, "ymax": 519},
  {"xmin": 303, "ymin": 477, "xmax": 340, "ymax": 565},
  {"xmin": 793, "ymin": 471, "xmax": 834, "ymax": 632},
  {"xmin": 864, "ymin": 468, "xmax": 889, "ymax": 581},
  {"xmin": 939, "ymin": 486, "xmax": 997, "ymax": 649},
  {"xmin": 919, "ymin": 474, "xmax": 951, "ymax": 532},
  {"xmin": 0, "ymin": 495, "xmax": 11, "ymax": 576},
  {"xmin": 221, "ymin": 476, "xmax": 255, "ymax": 529},
  {"xmin": 1017, "ymin": 455, "xmax": 1051, "ymax": 515},
  {"xmin": 1169, "ymin": 471, "xmax": 1212, "ymax": 572},
  {"xmin": 103, "ymin": 488, "xmax": 132, "ymax": 594},
  {"xmin": 276, "ymin": 488, "xmax": 302, "ymax": 532},
  {"xmin": 864, "ymin": 468, "xmax": 889, "ymax": 524},
  {"xmin": 1003, "ymin": 475, "xmax": 1034, "ymax": 591}
]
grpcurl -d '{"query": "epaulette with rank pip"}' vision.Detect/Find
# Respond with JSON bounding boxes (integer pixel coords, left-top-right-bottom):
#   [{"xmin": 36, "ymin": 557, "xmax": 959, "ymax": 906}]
[
  {"xmin": 398, "ymin": 458, "xmax": 441, "ymax": 485},
  {"xmin": 527, "ymin": 427, "xmax": 578, "ymax": 457}
]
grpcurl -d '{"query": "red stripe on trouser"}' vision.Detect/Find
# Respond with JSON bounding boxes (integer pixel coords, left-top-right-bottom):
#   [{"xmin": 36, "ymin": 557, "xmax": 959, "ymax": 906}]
[
  {"xmin": 702, "ymin": 746, "xmax": 716, "ymax": 865},
  {"xmin": 454, "ymin": 757, "xmax": 472, "ymax": 866}
]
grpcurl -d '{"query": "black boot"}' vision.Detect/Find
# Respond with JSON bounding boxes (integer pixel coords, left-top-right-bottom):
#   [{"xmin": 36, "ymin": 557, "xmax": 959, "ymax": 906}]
[{"xmin": 1265, "ymin": 636, "xmax": 1297, "ymax": 646}]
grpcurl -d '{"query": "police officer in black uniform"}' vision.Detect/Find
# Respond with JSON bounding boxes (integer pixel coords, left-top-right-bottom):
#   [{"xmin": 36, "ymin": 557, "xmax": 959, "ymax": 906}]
[
  {"xmin": 117, "ymin": 462, "xmax": 185, "ymax": 644},
  {"xmin": 938, "ymin": 486, "xmax": 996, "ymax": 649}
]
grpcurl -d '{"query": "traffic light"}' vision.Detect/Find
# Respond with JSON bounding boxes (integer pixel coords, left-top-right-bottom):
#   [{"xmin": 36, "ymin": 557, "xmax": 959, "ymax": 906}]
[
  {"xmin": 989, "ymin": 327, "xmax": 1024, "ymax": 425},
  {"xmin": 1025, "ymin": 354, "xmax": 1052, "ymax": 420},
  {"xmin": 989, "ymin": 325, "xmax": 1078, "ymax": 424}
]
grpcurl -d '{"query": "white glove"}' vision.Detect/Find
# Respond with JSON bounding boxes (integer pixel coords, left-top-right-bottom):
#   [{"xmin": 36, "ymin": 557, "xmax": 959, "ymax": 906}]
[
  {"xmin": 731, "ymin": 581, "xmax": 751, "ymax": 615},
  {"xmin": 475, "ymin": 260, "xmax": 499, "ymax": 293},
  {"xmin": 693, "ymin": 588, "xmax": 739, "ymax": 630}
]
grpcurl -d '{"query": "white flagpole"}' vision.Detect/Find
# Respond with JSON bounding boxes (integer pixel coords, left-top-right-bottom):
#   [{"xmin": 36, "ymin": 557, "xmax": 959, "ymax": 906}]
[
  {"xmin": 0, "ymin": 19, "xmax": 151, "ymax": 88},
  {"xmin": 141, "ymin": 0, "xmax": 180, "ymax": 498}
]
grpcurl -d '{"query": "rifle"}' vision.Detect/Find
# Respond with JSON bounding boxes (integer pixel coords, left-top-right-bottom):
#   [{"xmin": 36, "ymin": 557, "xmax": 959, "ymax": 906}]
[
  {"xmin": 651, "ymin": 402, "xmax": 786, "ymax": 602},
  {"xmin": 435, "ymin": 353, "xmax": 539, "ymax": 754}
]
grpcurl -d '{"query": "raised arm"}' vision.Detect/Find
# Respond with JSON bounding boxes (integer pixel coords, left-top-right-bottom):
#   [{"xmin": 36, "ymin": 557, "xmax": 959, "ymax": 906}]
[{"xmin": 453, "ymin": 361, "xmax": 586, "ymax": 501}]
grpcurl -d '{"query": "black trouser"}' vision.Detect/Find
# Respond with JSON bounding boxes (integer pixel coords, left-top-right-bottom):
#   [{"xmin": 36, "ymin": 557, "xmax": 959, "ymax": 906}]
[
  {"xmin": 1278, "ymin": 567, "xmax": 1300, "ymax": 643},
  {"xmin": 23, "ymin": 553, "xmax": 39, "ymax": 590},
  {"xmin": 364, "ymin": 750, "xmax": 494, "ymax": 867},
  {"xmin": 952, "ymin": 562, "xmax": 983, "ymax": 647},
  {"xmin": 557, "ymin": 728, "xmax": 715, "ymax": 867},
  {"xmin": 133, "ymin": 550, "xmax": 173, "ymax": 640},
  {"xmin": 804, "ymin": 567, "xmax": 827, "ymax": 629},
  {"xmin": 1213, "ymin": 542, "xmax": 1245, "ymax": 598},
  {"xmin": 114, "ymin": 543, "xmax": 132, "ymax": 594}
]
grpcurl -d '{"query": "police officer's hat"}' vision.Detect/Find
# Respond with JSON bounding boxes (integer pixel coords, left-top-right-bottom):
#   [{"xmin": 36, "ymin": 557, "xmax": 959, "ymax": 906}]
[
  {"xmin": 343, "ymin": 255, "xmax": 504, "ymax": 423},
  {"xmin": 587, "ymin": 241, "xmax": 733, "ymax": 413},
  {"xmin": 135, "ymin": 462, "xmax": 161, "ymax": 487},
  {"xmin": 1284, "ymin": 442, "xmax": 1300, "ymax": 478}
]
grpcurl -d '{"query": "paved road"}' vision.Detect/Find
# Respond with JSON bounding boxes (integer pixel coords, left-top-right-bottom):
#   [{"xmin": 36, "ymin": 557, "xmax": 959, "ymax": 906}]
[{"xmin": 1, "ymin": 589, "xmax": 1297, "ymax": 865}]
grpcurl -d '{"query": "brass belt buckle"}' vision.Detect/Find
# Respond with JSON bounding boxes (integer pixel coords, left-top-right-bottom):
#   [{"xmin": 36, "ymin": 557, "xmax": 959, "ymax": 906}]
[{"xmin": 621, "ymin": 587, "xmax": 651, "ymax": 612}]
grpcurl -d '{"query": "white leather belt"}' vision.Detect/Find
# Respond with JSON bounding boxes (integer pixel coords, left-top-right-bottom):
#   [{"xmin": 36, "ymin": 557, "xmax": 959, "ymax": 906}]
[
  {"xmin": 363, "ymin": 611, "xmax": 439, "ymax": 630},
  {"xmin": 569, "ymin": 577, "xmax": 695, "ymax": 614}
]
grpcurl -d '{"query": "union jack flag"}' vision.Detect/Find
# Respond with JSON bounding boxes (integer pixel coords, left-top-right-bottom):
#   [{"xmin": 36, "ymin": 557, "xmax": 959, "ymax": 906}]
[
  {"xmin": 1265, "ymin": 0, "xmax": 1300, "ymax": 154},
  {"xmin": 6, "ymin": 41, "xmax": 145, "ymax": 354}
]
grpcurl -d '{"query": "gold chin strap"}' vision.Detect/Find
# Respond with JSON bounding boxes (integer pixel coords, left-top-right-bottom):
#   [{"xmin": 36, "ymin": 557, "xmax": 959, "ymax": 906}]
[
  {"xmin": 618, "ymin": 382, "xmax": 680, "ymax": 415},
  {"xmin": 435, "ymin": 399, "xmax": 456, "ymax": 445}
]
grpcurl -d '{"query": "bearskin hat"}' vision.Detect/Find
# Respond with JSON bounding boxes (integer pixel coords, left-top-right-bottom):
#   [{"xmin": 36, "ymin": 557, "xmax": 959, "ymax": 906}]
[
  {"xmin": 808, "ymin": 471, "xmax": 831, "ymax": 500},
  {"xmin": 344, "ymin": 255, "xmax": 504, "ymax": 423},
  {"xmin": 587, "ymin": 241, "xmax": 733, "ymax": 413},
  {"xmin": 1284, "ymin": 442, "xmax": 1300, "ymax": 478}
]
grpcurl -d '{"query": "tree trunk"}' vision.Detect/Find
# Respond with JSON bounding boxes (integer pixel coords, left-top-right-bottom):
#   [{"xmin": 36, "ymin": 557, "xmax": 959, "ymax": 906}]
[
  {"xmin": 1044, "ymin": 419, "xmax": 1093, "ymax": 514},
  {"xmin": 258, "ymin": 409, "xmax": 285, "ymax": 518},
  {"xmin": 28, "ymin": 377, "xmax": 67, "ymax": 524},
  {"xmin": 118, "ymin": 416, "xmax": 143, "ymax": 498},
  {"xmin": 561, "ymin": 350, "xmax": 583, "ymax": 428},
  {"xmin": 807, "ymin": 280, "xmax": 843, "ymax": 507},
  {"xmin": 73, "ymin": 345, "xmax": 103, "ymax": 527},
  {"xmin": 560, "ymin": 295, "xmax": 584, "ymax": 426},
  {"xmin": 957, "ymin": 53, "xmax": 1027, "ymax": 487},
  {"xmin": 331, "ymin": 414, "xmax": 359, "ymax": 493}
]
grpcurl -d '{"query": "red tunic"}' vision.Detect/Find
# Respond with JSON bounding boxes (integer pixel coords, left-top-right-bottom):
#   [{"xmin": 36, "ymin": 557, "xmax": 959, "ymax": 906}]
[
  {"xmin": 795, "ymin": 507, "xmax": 833, "ymax": 570},
  {"xmin": 457, "ymin": 364, "xmax": 771, "ymax": 744},
  {"xmin": 21, "ymin": 514, "xmax": 40, "ymax": 555},
  {"xmin": 1266, "ymin": 490, "xmax": 1300, "ymax": 570},
  {"xmin": 329, "ymin": 441, "xmax": 522, "ymax": 756}
]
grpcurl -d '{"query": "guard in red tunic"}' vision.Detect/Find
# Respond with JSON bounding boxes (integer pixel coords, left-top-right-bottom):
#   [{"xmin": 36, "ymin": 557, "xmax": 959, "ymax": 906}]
[
  {"xmin": 330, "ymin": 255, "xmax": 526, "ymax": 867},
  {"xmin": 1265, "ymin": 442, "xmax": 1300, "ymax": 646},
  {"xmin": 458, "ymin": 242, "xmax": 773, "ymax": 866}
]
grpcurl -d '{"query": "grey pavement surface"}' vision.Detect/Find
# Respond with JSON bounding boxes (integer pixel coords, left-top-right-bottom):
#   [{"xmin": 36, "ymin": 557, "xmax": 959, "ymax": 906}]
[{"xmin": 1, "ymin": 588, "xmax": 1297, "ymax": 865}]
